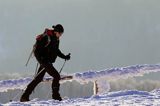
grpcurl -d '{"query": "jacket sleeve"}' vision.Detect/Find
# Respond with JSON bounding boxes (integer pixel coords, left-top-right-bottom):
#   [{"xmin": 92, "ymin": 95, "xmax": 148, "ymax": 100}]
[{"xmin": 57, "ymin": 49, "xmax": 66, "ymax": 59}]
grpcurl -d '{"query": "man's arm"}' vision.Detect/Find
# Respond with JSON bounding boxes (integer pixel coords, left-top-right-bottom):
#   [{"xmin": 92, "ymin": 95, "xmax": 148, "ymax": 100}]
[
  {"xmin": 57, "ymin": 49, "xmax": 66, "ymax": 59},
  {"xmin": 57, "ymin": 49, "xmax": 71, "ymax": 60}
]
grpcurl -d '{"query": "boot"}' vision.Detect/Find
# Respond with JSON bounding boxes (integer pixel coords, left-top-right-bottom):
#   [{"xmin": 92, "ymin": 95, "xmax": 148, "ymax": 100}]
[
  {"xmin": 52, "ymin": 92, "xmax": 62, "ymax": 101},
  {"xmin": 20, "ymin": 95, "xmax": 30, "ymax": 102},
  {"xmin": 52, "ymin": 86, "xmax": 62, "ymax": 101}
]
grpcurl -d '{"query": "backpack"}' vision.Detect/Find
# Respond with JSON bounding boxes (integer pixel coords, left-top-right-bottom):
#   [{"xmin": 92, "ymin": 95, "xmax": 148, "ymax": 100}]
[
  {"xmin": 36, "ymin": 28, "xmax": 53, "ymax": 47},
  {"xmin": 25, "ymin": 29, "xmax": 53, "ymax": 66}
]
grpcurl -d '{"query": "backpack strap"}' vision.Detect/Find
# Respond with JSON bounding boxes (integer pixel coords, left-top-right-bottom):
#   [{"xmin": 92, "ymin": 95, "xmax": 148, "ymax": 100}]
[{"xmin": 44, "ymin": 29, "xmax": 53, "ymax": 47}]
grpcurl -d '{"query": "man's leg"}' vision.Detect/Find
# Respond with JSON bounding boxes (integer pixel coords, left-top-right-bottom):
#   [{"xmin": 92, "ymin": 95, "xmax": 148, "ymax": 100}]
[
  {"xmin": 20, "ymin": 65, "xmax": 46, "ymax": 102},
  {"xmin": 43, "ymin": 63, "xmax": 62, "ymax": 101}
]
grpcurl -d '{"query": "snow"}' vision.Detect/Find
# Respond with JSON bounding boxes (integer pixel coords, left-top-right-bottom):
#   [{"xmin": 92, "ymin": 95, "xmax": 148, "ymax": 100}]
[
  {"xmin": 2, "ymin": 89, "xmax": 160, "ymax": 106},
  {"xmin": 1, "ymin": 64, "xmax": 160, "ymax": 105}
]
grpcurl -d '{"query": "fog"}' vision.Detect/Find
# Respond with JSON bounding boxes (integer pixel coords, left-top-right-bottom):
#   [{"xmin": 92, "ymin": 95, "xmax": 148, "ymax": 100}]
[{"xmin": 0, "ymin": 0, "xmax": 160, "ymax": 78}]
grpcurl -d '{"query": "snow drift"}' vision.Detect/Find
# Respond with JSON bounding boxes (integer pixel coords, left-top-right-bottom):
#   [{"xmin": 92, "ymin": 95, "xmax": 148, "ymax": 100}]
[{"xmin": 0, "ymin": 64, "xmax": 160, "ymax": 94}]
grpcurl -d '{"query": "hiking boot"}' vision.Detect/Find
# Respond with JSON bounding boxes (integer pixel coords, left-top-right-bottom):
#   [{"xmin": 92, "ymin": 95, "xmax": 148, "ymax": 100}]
[
  {"xmin": 20, "ymin": 96, "xmax": 30, "ymax": 102},
  {"xmin": 52, "ymin": 96, "xmax": 62, "ymax": 101},
  {"xmin": 52, "ymin": 93, "xmax": 62, "ymax": 101}
]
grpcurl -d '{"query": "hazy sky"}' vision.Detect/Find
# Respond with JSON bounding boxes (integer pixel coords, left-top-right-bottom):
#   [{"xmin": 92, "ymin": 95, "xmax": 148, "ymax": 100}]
[{"xmin": 0, "ymin": 0, "xmax": 160, "ymax": 75}]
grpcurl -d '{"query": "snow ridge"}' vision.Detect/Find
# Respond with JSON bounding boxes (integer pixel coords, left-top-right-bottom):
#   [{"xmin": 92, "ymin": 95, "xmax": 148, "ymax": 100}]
[
  {"xmin": 74, "ymin": 64, "xmax": 160, "ymax": 81},
  {"xmin": 0, "ymin": 64, "xmax": 160, "ymax": 93}
]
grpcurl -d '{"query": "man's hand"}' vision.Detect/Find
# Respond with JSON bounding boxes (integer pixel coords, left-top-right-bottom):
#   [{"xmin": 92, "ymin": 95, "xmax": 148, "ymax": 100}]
[{"xmin": 65, "ymin": 53, "xmax": 71, "ymax": 60}]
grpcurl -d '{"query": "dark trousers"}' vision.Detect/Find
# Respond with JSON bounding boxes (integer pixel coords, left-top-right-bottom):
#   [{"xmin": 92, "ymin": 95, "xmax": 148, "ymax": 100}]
[{"xmin": 21, "ymin": 63, "xmax": 61, "ymax": 99}]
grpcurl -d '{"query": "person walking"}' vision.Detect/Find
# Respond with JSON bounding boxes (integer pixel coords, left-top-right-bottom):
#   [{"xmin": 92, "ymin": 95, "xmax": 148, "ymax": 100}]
[{"xmin": 20, "ymin": 24, "xmax": 70, "ymax": 102}]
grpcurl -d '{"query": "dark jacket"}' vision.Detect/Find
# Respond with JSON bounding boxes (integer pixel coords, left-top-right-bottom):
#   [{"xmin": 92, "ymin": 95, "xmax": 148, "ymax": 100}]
[{"xmin": 34, "ymin": 29, "xmax": 66, "ymax": 64}]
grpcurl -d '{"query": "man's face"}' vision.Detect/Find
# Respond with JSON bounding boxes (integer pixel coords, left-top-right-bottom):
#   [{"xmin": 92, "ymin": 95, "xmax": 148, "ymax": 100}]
[{"xmin": 56, "ymin": 32, "xmax": 63, "ymax": 38}]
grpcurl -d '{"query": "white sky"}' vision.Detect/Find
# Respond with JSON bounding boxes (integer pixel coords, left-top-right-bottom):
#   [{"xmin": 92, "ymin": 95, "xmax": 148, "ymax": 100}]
[{"xmin": 0, "ymin": 0, "xmax": 160, "ymax": 76}]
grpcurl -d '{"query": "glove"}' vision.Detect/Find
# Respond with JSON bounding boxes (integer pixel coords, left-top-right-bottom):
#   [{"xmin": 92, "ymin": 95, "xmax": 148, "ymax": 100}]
[{"xmin": 65, "ymin": 53, "xmax": 71, "ymax": 60}]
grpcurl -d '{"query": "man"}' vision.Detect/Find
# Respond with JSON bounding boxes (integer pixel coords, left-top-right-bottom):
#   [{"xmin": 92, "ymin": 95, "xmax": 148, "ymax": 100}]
[{"xmin": 20, "ymin": 24, "xmax": 70, "ymax": 102}]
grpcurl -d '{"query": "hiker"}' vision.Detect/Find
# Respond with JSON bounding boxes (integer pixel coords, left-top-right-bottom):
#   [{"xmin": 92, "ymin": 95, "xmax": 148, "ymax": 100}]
[{"xmin": 20, "ymin": 24, "xmax": 71, "ymax": 102}]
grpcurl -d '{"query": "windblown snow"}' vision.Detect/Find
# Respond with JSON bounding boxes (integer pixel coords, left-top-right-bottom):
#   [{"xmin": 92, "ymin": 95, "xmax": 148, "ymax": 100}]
[{"xmin": 1, "ymin": 64, "xmax": 160, "ymax": 105}]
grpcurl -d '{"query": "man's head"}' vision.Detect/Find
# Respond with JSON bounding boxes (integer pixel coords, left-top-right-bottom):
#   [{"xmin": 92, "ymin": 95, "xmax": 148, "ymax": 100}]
[{"xmin": 52, "ymin": 24, "xmax": 64, "ymax": 38}]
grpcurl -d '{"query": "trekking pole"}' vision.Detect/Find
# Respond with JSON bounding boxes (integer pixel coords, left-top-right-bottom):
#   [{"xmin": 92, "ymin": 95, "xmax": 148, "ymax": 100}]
[
  {"xmin": 34, "ymin": 63, "xmax": 39, "ymax": 78},
  {"xmin": 59, "ymin": 53, "xmax": 70, "ymax": 74},
  {"xmin": 59, "ymin": 60, "xmax": 66, "ymax": 74},
  {"xmin": 25, "ymin": 45, "xmax": 36, "ymax": 67}
]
